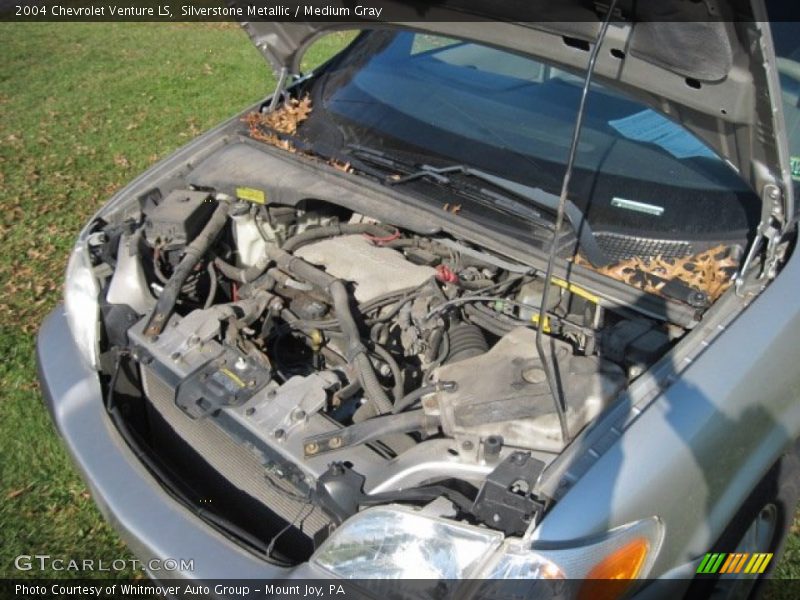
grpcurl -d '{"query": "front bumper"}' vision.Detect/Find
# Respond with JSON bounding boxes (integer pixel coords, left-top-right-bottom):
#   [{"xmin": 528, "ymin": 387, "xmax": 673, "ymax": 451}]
[{"xmin": 36, "ymin": 306, "xmax": 292, "ymax": 580}]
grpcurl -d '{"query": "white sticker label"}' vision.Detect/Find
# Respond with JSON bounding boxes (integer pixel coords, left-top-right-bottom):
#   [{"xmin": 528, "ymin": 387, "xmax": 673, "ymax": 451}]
[{"xmin": 611, "ymin": 197, "xmax": 664, "ymax": 216}]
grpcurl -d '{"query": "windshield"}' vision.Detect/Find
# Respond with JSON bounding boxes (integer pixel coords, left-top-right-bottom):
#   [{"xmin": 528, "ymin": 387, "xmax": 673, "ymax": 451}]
[{"xmin": 300, "ymin": 30, "xmax": 761, "ymax": 259}]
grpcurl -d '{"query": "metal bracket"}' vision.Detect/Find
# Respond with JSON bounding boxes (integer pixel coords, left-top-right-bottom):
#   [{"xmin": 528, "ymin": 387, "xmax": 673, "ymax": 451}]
[
  {"xmin": 735, "ymin": 184, "xmax": 787, "ymax": 296},
  {"xmin": 471, "ymin": 451, "xmax": 545, "ymax": 535}
]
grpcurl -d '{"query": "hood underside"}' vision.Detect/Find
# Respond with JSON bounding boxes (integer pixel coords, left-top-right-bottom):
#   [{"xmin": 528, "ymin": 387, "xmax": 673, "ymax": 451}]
[{"xmin": 238, "ymin": 0, "xmax": 794, "ymax": 220}]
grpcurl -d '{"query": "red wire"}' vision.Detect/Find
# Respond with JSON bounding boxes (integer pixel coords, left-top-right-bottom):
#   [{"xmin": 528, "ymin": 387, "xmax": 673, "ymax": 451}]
[{"xmin": 364, "ymin": 229, "xmax": 401, "ymax": 245}]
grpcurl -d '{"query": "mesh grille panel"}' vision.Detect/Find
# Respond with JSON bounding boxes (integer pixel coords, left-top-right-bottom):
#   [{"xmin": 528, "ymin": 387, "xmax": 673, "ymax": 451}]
[
  {"xmin": 141, "ymin": 366, "xmax": 329, "ymax": 537},
  {"xmin": 596, "ymin": 232, "xmax": 694, "ymax": 263}
]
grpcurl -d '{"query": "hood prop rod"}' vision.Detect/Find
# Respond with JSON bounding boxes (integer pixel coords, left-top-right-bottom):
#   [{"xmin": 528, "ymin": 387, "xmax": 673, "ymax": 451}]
[
  {"xmin": 535, "ymin": 1, "xmax": 618, "ymax": 446},
  {"xmin": 266, "ymin": 66, "xmax": 289, "ymax": 113}
]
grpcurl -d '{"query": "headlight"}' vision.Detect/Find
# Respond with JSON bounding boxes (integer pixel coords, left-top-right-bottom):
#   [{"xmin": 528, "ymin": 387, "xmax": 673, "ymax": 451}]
[
  {"xmin": 64, "ymin": 241, "xmax": 101, "ymax": 369},
  {"xmin": 312, "ymin": 506, "xmax": 503, "ymax": 578},
  {"xmin": 313, "ymin": 505, "xmax": 662, "ymax": 597}
]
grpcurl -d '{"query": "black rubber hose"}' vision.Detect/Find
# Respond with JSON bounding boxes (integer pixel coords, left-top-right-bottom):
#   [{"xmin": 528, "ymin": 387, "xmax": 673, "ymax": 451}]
[
  {"xmin": 203, "ymin": 261, "xmax": 217, "ymax": 309},
  {"xmin": 446, "ymin": 322, "xmax": 488, "ymax": 364},
  {"xmin": 268, "ymin": 245, "xmax": 393, "ymax": 415},
  {"xmin": 268, "ymin": 247, "xmax": 336, "ymax": 289},
  {"xmin": 281, "ymin": 223, "xmax": 395, "ymax": 253},
  {"xmin": 213, "ymin": 255, "xmax": 271, "ymax": 284},
  {"xmin": 353, "ymin": 354, "xmax": 392, "ymax": 414},
  {"xmin": 459, "ymin": 278, "xmax": 495, "ymax": 291},
  {"xmin": 237, "ymin": 272, "xmax": 276, "ymax": 298},
  {"xmin": 144, "ymin": 201, "xmax": 229, "ymax": 337},
  {"xmin": 463, "ymin": 303, "xmax": 516, "ymax": 337},
  {"xmin": 214, "ymin": 223, "xmax": 392, "ymax": 287},
  {"xmin": 328, "ymin": 280, "xmax": 393, "ymax": 415}
]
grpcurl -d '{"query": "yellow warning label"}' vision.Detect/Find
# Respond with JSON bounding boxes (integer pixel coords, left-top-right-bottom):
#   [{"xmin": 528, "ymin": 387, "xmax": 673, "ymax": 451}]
[
  {"xmin": 236, "ymin": 187, "xmax": 266, "ymax": 204},
  {"xmin": 531, "ymin": 313, "xmax": 551, "ymax": 333}
]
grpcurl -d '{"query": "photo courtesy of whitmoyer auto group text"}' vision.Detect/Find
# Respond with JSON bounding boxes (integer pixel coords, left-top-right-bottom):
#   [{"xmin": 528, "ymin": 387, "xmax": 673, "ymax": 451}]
[{"xmin": 4, "ymin": 0, "xmax": 800, "ymax": 599}]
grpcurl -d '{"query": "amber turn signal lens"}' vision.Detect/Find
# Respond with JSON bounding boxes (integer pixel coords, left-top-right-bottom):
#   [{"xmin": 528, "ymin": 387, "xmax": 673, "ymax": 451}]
[{"xmin": 577, "ymin": 538, "xmax": 649, "ymax": 600}]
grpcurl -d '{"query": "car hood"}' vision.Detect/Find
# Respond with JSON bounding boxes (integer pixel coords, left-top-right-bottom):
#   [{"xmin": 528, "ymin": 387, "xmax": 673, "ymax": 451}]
[{"xmin": 239, "ymin": 1, "xmax": 793, "ymax": 220}]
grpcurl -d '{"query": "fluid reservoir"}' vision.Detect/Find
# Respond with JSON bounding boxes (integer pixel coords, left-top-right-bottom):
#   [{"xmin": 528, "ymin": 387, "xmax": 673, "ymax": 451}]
[
  {"xmin": 516, "ymin": 279, "xmax": 561, "ymax": 321},
  {"xmin": 230, "ymin": 202, "xmax": 269, "ymax": 267}
]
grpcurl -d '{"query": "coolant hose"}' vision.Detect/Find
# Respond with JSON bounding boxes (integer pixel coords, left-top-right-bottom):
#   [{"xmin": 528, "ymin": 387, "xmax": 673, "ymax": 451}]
[
  {"xmin": 328, "ymin": 279, "xmax": 394, "ymax": 415},
  {"xmin": 215, "ymin": 223, "xmax": 396, "ymax": 283},
  {"xmin": 144, "ymin": 201, "xmax": 229, "ymax": 337},
  {"xmin": 213, "ymin": 255, "xmax": 269, "ymax": 284},
  {"xmin": 282, "ymin": 222, "xmax": 395, "ymax": 252}
]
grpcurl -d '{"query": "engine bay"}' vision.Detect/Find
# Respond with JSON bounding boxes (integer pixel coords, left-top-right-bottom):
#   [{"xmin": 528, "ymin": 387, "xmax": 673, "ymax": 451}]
[{"xmin": 90, "ymin": 180, "xmax": 701, "ymax": 557}]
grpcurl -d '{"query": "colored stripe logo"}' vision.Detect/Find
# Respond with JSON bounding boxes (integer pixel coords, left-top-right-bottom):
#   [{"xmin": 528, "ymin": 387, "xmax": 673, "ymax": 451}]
[{"xmin": 696, "ymin": 552, "xmax": 773, "ymax": 574}]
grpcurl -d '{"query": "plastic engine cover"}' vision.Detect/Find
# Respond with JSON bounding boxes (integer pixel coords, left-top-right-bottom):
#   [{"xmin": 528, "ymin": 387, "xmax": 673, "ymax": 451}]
[
  {"xmin": 295, "ymin": 235, "xmax": 437, "ymax": 303},
  {"xmin": 428, "ymin": 327, "xmax": 626, "ymax": 453}
]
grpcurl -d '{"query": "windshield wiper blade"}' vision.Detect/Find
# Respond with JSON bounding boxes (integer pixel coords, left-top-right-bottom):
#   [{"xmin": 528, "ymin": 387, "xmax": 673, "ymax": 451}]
[
  {"xmin": 349, "ymin": 144, "xmax": 556, "ymax": 230},
  {"xmin": 388, "ymin": 162, "xmax": 613, "ymax": 268},
  {"xmin": 347, "ymin": 143, "xmax": 417, "ymax": 173}
]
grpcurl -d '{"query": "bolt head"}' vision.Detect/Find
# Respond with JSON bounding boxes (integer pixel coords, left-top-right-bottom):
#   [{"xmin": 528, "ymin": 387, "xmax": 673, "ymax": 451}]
[{"xmin": 522, "ymin": 367, "xmax": 546, "ymax": 384}]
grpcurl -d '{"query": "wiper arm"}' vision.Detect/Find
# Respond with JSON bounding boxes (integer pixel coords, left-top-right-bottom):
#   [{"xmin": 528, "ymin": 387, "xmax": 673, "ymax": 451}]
[
  {"xmin": 389, "ymin": 162, "xmax": 613, "ymax": 268},
  {"xmin": 349, "ymin": 145, "xmax": 553, "ymax": 231},
  {"xmin": 347, "ymin": 143, "xmax": 417, "ymax": 174}
]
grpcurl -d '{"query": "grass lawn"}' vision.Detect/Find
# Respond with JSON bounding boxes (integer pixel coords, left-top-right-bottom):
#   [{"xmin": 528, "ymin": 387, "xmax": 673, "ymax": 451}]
[{"xmin": 1, "ymin": 22, "xmax": 799, "ymax": 586}]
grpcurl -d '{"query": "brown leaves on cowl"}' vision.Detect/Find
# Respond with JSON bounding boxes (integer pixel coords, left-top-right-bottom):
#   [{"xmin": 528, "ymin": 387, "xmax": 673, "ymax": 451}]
[
  {"xmin": 575, "ymin": 244, "xmax": 739, "ymax": 302},
  {"xmin": 242, "ymin": 95, "xmax": 313, "ymax": 152},
  {"xmin": 329, "ymin": 159, "xmax": 353, "ymax": 174},
  {"xmin": 243, "ymin": 96, "xmax": 353, "ymax": 175}
]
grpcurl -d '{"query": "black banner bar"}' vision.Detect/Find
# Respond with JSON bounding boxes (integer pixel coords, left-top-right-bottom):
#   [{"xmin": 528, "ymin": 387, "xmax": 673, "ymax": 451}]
[{"xmin": 2, "ymin": 0, "xmax": 799, "ymax": 23}]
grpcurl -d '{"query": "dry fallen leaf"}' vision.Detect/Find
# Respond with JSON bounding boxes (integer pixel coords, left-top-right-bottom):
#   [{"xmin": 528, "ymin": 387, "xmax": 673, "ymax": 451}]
[
  {"xmin": 329, "ymin": 160, "xmax": 353, "ymax": 173},
  {"xmin": 6, "ymin": 484, "xmax": 34, "ymax": 500},
  {"xmin": 244, "ymin": 96, "xmax": 358, "ymax": 177},
  {"xmin": 243, "ymin": 95, "xmax": 313, "ymax": 150},
  {"xmin": 575, "ymin": 244, "xmax": 738, "ymax": 302}
]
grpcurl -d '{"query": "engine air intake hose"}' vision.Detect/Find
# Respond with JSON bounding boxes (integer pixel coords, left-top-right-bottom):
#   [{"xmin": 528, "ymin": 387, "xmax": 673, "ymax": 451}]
[
  {"xmin": 445, "ymin": 322, "xmax": 488, "ymax": 364},
  {"xmin": 281, "ymin": 223, "xmax": 395, "ymax": 253}
]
